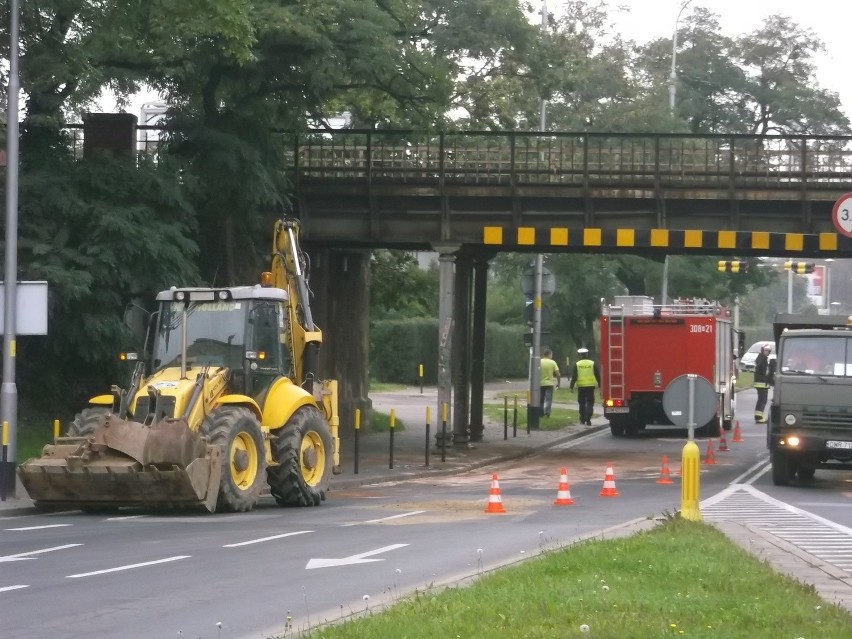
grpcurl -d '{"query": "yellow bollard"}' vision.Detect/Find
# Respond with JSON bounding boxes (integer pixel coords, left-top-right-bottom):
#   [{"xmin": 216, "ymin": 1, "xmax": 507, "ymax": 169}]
[
  {"xmin": 680, "ymin": 440, "xmax": 702, "ymax": 521},
  {"xmin": 53, "ymin": 418, "xmax": 60, "ymax": 439},
  {"xmin": 425, "ymin": 406, "xmax": 431, "ymax": 467},
  {"xmin": 353, "ymin": 408, "xmax": 361, "ymax": 475},
  {"xmin": 389, "ymin": 409, "xmax": 395, "ymax": 469}
]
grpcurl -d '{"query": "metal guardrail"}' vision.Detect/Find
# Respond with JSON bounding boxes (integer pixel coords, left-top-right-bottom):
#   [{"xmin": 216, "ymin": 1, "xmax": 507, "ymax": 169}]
[{"xmin": 62, "ymin": 126, "xmax": 852, "ymax": 193}]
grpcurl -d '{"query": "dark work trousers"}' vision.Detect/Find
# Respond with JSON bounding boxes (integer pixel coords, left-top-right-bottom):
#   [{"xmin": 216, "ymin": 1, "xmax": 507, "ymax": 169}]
[
  {"xmin": 754, "ymin": 386, "xmax": 769, "ymax": 421},
  {"xmin": 577, "ymin": 386, "xmax": 596, "ymax": 423}
]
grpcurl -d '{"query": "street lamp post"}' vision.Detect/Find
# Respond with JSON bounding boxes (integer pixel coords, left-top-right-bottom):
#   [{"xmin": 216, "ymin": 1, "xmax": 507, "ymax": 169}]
[{"xmin": 668, "ymin": 0, "xmax": 694, "ymax": 113}]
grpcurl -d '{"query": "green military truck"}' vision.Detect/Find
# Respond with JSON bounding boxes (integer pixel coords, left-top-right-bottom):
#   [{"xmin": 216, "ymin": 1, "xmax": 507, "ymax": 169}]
[{"xmin": 768, "ymin": 313, "xmax": 852, "ymax": 485}]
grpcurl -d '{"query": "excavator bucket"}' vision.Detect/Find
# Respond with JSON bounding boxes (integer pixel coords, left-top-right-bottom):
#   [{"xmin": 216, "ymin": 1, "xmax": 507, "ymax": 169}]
[{"xmin": 17, "ymin": 414, "xmax": 222, "ymax": 512}]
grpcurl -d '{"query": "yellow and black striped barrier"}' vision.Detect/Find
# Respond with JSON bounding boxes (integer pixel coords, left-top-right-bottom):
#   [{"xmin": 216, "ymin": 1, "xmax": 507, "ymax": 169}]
[{"xmin": 483, "ymin": 226, "xmax": 842, "ymax": 254}]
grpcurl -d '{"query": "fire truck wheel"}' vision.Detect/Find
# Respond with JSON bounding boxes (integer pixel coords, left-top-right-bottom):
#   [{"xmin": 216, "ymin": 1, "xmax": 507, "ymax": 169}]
[
  {"xmin": 697, "ymin": 417, "xmax": 721, "ymax": 438},
  {"xmin": 609, "ymin": 416, "xmax": 628, "ymax": 437}
]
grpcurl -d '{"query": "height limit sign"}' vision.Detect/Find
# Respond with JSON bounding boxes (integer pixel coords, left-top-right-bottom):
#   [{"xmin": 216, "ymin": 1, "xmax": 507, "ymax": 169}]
[{"xmin": 832, "ymin": 193, "xmax": 852, "ymax": 238}]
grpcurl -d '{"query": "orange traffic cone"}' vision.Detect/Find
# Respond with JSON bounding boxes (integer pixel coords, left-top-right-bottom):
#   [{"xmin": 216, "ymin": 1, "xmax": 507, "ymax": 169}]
[
  {"xmin": 656, "ymin": 455, "xmax": 674, "ymax": 485},
  {"xmin": 704, "ymin": 439, "xmax": 717, "ymax": 465},
  {"xmin": 718, "ymin": 431, "xmax": 729, "ymax": 451},
  {"xmin": 484, "ymin": 473, "xmax": 507, "ymax": 513},
  {"xmin": 599, "ymin": 463, "xmax": 620, "ymax": 497},
  {"xmin": 732, "ymin": 420, "xmax": 744, "ymax": 443},
  {"xmin": 553, "ymin": 467, "xmax": 575, "ymax": 505}
]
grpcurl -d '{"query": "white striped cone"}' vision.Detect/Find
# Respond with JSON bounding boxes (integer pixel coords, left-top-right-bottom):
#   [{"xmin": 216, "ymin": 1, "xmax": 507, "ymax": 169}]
[
  {"xmin": 553, "ymin": 467, "xmax": 575, "ymax": 506},
  {"xmin": 484, "ymin": 473, "xmax": 506, "ymax": 513},
  {"xmin": 599, "ymin": 463, "xmax": 619, "ymax": 497}
]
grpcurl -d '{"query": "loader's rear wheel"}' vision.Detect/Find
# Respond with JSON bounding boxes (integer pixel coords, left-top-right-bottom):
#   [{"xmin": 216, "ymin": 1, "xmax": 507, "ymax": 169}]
[
  {"xmin": 267, "ymin": 406, "xmax": 333, "ymax": 507},
  {"xmin": 200, "ymin": 406, "xmax": 265, "ymax": 512},
  {"xmin": 68, "ymin": 407, "xmax": 110, "ymax": 437}
]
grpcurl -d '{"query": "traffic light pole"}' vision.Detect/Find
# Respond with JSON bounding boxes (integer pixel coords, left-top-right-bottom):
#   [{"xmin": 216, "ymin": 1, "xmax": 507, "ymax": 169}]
[{"xmin": 787, "ymin": 268, "xmax": 793, "ymax": 313}]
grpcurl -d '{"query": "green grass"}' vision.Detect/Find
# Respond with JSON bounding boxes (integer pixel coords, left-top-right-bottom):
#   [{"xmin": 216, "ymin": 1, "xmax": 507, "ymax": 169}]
[
  {"xmin": 368, "ymin": 410, "xmax": 406, "ymax": 433},
  {"xmin": 305, "ymin": 517, "xmax": 852, "ymax": 638},
  {"xmin": 369, "ymin": 382, "xmax": 408, "ymax": 392},
  {"xmin": 14, "ymin": 403, "xmax": 65, "ymax": 462},
  {"xmin": 482, "ymin": 402, "xmax": 578, "ymax": 432}
]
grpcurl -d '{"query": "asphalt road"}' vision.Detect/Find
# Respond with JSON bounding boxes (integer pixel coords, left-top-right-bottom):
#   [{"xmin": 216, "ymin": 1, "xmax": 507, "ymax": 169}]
[{"xmin": 2, "ymin": 388, "xmax": 851, "ymax": 638}]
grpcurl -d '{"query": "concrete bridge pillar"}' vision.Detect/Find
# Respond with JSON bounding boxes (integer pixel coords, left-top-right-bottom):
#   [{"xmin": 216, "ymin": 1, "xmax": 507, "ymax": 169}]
[
  {"xmin": 307, "ymin": 247, "xmax": 371, "ymax": 437},
  {"xmin": 468, "ymin": 257, "xmax": 490, "ymax": 441},
  {"xmin": 452, "ymin": 255, "xmax": 473, "ymax": 445}
]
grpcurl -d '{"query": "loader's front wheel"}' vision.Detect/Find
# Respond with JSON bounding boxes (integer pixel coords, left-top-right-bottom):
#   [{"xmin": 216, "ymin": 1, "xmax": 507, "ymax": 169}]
[
  {"xmin": 68, "ymin": 407, "xmax": 111, "ymax": 437},
  {"xmin": 267, "ymin": 406, "xmax": 333, "ymax": 507},
  {"xmin": 200, "ymin": 406, "xmax": 265, "ymax": 512}
]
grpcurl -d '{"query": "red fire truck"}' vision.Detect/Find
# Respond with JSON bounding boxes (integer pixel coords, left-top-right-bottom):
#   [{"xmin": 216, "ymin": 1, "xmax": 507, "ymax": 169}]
[{"xmin": 600, "ymin": 296, "xmax": 743, "ymax": 437}]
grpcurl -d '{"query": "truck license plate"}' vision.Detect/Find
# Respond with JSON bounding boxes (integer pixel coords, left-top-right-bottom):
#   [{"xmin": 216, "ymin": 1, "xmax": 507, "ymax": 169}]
[
  {"xmin": 826, "ymin": 441, "xmax": 852, "ymax": 449},
  {"xmin": 606, "ymin": 407, "xmax": 629, "ymax": 414}
]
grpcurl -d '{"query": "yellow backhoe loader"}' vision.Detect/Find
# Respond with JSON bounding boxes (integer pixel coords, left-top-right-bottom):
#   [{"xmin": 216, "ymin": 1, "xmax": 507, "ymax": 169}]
[{"xmin": 18, "ymin": 217, "xmax": 340, "ymax": 512}]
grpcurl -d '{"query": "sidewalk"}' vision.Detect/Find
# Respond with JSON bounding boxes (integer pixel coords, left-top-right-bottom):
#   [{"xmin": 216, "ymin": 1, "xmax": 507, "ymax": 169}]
[{"xmin": 3, "ymin": 384, "xmax": 852, "ymax": 614}]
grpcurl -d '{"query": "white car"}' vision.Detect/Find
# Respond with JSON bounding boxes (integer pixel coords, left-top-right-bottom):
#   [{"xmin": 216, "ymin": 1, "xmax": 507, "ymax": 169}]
[{"xmin": 739, "ymin": 341, "xmax": 775, "ymax": 372}]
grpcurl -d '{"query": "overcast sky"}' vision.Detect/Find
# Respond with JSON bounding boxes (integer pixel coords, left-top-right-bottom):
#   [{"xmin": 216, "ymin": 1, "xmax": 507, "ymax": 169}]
[{"xmin": 607, "ymin": 0, "xmax": 850, "ymax": 118}]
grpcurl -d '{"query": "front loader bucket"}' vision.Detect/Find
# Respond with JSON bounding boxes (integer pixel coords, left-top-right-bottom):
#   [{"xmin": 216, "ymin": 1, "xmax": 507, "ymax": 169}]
[{"xmin": 17, "ymin": 416, "xmax": 223, "ymax": 513}]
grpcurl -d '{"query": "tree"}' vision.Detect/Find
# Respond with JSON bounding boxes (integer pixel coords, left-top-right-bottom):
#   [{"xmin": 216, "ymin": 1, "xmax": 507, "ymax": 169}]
[{"xmin": 370, "ymin": 250, "xmax": 438, "ymax": 320}]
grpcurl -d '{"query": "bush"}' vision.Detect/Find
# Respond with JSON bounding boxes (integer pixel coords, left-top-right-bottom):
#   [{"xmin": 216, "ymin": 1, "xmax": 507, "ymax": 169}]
[{"xmin": 370, "ymin": 319, "xmax": 528, "ymax": 384}]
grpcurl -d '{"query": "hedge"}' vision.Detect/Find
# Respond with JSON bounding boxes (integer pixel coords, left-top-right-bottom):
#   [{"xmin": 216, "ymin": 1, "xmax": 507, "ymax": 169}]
[{"xmin": 370, "ymin": 318, "xmax": 529, "ymax": 384}]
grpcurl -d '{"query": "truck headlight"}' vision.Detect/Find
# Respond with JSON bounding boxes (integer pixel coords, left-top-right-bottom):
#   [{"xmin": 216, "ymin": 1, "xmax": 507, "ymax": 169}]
[
  {"xmin": 784, "ymin": 414, "xmax": 797, "ymax": 426},
  {"xmin": 787, "ymin": 436, "xmax": 800, "ymax": 447}
]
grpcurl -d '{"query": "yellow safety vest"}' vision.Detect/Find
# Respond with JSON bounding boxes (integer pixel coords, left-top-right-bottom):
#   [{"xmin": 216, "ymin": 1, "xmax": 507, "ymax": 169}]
[{"xmin": 575, "ymin": 359, "xmax": 597, "ymax": 387}]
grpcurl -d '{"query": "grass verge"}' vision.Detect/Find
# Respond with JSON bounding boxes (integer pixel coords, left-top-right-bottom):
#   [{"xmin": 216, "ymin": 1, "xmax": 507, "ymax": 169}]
[
  {"xmin": 482, "ymin": 402, "xmax": 578, "ymax": 432},
  {"xmin": 306, "ymin": 517, "xmax": 852, "ymax": 638}
]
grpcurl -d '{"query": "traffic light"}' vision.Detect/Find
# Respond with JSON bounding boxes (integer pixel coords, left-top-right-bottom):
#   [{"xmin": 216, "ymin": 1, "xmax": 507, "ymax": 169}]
[
  {"xmin": 784, "ymin": 261, "xmax": 815, "ymax": 274},
  {"xmin": 717, "ymin": 260, "xmax": 748, "ymax": 273}
]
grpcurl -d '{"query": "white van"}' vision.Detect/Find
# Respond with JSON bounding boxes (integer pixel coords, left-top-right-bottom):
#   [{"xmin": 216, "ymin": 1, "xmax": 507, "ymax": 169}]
[{"xmin": 739, "ymin": 341, "xmax": 775, "ymax": 372}]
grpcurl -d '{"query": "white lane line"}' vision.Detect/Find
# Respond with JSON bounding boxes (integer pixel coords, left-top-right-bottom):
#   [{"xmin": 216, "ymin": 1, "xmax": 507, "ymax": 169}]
[
  {"xmin": 366, "ymin": 511, "xmax": 425, "ymax": 523},
  {"xmin": 728, "ymin": 458, "xmax": 770, "ymax": 486},
  {"xmin": 223, "ymin": 530, "xmax": 313, "ymax": 548},
  {"xmin": 67, "ymin": 555, "xmax": 189, "ymax": 578},
  {"xmin": 306, "ymin": 543, "xmax": 409, "ymax": 569},
  {"xmin": 0, "ymin": 544, "xmax": 82, "ymax": 563},
  {"xmin": 342, "ymin": 510, "xmax": 426, "ymax": 527},
  {"xmin": 4, "ymin": 524, "xmax": 72, "ymax": 531},
  {"xmin": 0, "ymin": 585, "xmax": 29, "ymax": 593},
  {"xmin": 106, "ymin": 515, "xmax": 149, "ymax": 521}
]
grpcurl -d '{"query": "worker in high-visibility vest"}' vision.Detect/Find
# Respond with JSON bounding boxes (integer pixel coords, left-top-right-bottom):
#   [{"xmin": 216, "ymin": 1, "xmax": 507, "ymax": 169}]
[
  {"xmin": 753, "ymin": 344, "xmax": 775, "ymax": 423},
  {"xmin": 569, "ymin": 347, "xmax": 601, "ymax": 426}
]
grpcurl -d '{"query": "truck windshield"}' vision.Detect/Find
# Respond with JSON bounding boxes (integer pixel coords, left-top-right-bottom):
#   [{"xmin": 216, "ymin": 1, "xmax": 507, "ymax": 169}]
[
  {"xmin": 779, "ymin": 336, "xmax": 852, "ymax": 376},
  {"xmin": 153, "ymin": 301, "xmax": 247, "ymax": 371}
]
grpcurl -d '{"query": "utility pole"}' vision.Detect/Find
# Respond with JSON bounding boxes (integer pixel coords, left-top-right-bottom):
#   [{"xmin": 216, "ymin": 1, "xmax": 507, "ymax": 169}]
[
  {"xmin": 1, "ymin": 0, "xmax": 21, "ymax": 497},
  {"xmin": 528, "ymin": 0, "xmax": 548, "ymax": 431}
]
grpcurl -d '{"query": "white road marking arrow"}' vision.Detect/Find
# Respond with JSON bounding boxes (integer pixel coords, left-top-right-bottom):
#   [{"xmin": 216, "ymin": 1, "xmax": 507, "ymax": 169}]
[
  {"xmin": 306, "ymin": 543, "xmax": 409, "ymax": 570},
  {"xmin": 0, "ymin": 544, "xmax": 82, "ymax": 563}
]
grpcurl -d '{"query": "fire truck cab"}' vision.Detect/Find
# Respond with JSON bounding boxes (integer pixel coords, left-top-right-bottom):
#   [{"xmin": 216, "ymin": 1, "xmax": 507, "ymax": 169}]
[{"xmin": 600, "ymin": 296, "xmax": 742, "ymax": 437}]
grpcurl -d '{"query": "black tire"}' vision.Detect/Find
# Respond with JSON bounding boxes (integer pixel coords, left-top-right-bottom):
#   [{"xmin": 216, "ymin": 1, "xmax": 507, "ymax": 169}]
[
  {"xmin": 267, "ymin": 406, "xmax": 333, "ymax": 507},
  {"xmin": 68, "ymin": 407, "xmax": 111, "ymax": 437},
  {"xmin": 771, "ymin": 449, "xmax": 790, "ymax": 486},
  {"xmin": 797, "ymin": 466, "xmax": 816, "ymax": 481},
  {"xmin": 200, "ymin": 406, "xmax": 265, "ymax": 513},
  {"xmin": 609, "ymin": 416, "xmax": 627, "ymax": 437},
  {"xmin": 698, "ymin": 416, "xmax": 722, "ymax": 438}
]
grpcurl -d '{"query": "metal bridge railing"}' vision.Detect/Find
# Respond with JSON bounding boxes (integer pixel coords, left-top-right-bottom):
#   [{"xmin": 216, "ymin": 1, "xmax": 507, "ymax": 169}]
[{"xmin": 61, "ymin": 127, "xmax": 852, "ymax": 192}]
